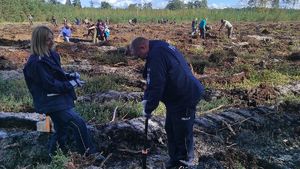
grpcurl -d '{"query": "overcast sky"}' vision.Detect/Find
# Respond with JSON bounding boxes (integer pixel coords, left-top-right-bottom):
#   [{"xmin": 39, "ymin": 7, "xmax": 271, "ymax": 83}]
[{"xmin": 57, "ymin": 0, "xmax": 300, "ymax": 9}]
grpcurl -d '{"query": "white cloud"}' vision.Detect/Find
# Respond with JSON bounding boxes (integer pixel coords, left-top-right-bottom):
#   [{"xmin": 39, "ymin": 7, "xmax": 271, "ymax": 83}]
[
  {"xmin": 57, "ymin": 0, "xmax": 66, "ymax": 4},
  {"xmin": 208, "ymin": 3, "xmax": 229, "ymax": 9}
]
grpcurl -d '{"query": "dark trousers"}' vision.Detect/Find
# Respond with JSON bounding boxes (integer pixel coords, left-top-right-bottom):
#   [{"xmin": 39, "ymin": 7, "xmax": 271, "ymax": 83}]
[
  {"xmin": 227, "ymin": 27, "xmax": 233, "ymax": 38},
  {"xmin": 165, "ymin": 106, "xmax": 196, "ymax": 163},
  {"xmin": 47, "ymin": 108, "xmax": 97, "ymax": 156},
  {"xmin": 199, "ymin": 28, "xmax": 205, "ymax": 39}
]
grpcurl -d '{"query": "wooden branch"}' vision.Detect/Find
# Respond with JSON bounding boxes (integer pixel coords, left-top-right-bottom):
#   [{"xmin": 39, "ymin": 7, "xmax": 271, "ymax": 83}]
[
  {"xmin": 222, "ymin": 120, "xmax": 236, "ymax": 135},
  {"xmin": 3, "ymin": 143, "xmax": 19, "ymax": 149},
  {"xmin": 100, "ymin": 153, "xmax": 112, "ymax": 168},
  {"xmin": 226, "ymin": 143, "xmax": 237, "ymax": 148},
  {"xmin": 117, "ymin": 148, "xmax": 141, "ymax": 154},
  {"xmin": 201, "ymin": 105, "xmax": 224, "ymax": 114},
  {"xmin": 219, "ymin": 112, "xmax": 276, "ymax": 132},
  {"xmin": 110, "ymin": 106, "xmax": 118, "ymax": 123},
  {"xmin": 194, "ymin": 128, "xmax": 216, "ymax": 137}
]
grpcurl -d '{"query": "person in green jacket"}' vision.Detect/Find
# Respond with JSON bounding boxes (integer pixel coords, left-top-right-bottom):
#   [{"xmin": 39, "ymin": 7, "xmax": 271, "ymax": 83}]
[{"xmin": 198, "ymin": 17, "xmax": 207, "ymax": 39}]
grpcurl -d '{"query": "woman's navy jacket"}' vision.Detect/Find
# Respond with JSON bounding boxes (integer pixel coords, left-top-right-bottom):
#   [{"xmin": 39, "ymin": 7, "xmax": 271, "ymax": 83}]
[{"xmin": 23, "ymin": 51, "xmax": 76, "ymax": 114}]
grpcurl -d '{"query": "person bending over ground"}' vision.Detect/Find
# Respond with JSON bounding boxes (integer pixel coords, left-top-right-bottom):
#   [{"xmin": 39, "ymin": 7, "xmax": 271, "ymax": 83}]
[
  {"xmin": 130, "ymin": 37, "xmax": 205, "ymax": 169},
  {"xmin": 219, "ymin": 19, "xmax": 233, "ymax": 39}
]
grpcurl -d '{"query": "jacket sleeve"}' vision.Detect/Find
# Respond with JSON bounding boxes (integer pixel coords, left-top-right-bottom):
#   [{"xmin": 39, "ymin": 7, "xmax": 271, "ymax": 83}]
[
  {"xmin": 144, "ymin": 49, "xmax": 167, "ymax": 115},
  {"xmin": 35, "ymin": 62, "xmax": 74, "ymax": 93}
]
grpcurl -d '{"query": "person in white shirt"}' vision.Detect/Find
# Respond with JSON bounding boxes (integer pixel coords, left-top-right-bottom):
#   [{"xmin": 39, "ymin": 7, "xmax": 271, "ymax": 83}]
[{"xmin": 219, "ymin": 19, "xmax": 233, "ymax": 38}]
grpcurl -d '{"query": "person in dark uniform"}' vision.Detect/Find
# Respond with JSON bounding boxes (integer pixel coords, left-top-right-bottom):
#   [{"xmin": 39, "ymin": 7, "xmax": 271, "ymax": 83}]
[
  {"xmin": 23, "ymin": 25, "xmax": 104, "ymax": 162},
  {"xmin": 130, "ymin": 37, "xmax": 205, "ymax": 168}
]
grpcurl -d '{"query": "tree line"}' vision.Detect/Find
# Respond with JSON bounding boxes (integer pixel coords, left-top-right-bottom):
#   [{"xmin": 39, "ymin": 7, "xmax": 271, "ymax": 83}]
[{"xmin": 0, "ymin": 0, "xmax": 299, "ymax": 23}]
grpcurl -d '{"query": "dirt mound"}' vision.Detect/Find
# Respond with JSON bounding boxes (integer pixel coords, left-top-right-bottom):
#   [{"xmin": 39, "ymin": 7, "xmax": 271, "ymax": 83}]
[{"xmin": 0, "ymin": 38, "xmax": 30, "ymax": 48}]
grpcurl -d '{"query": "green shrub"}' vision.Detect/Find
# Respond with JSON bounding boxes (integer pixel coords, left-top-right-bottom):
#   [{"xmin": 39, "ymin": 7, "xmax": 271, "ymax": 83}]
[
  {"xmin": 77, "ymin": 74, "xmax": 129, "ymax": 95},
  {"xmin": 91, "ymin": 52, "xmax": 128, "ymax": 65},
  {"xmin": 76, "ymin": 100, "xmax": 142, "ymax": 123},
  {"xmin": 197, "ymin": 97, "xmax": 231, "ymax": 114},
  {"xmin": 0, "ymin": 78, "xmax": 33, "ymax": 112},
  {"xmin": 188, "ymin": 56, "xmax": 209, "ymax": 74},
  {"xmin": 49, "ymin": 149, "xmax": 69, "ymax": 169}
]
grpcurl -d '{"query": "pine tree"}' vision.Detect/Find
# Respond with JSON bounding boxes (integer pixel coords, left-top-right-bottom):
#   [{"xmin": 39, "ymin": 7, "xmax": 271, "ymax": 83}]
[
  {"xmin": 66, "ymin": 0, "xmax": 72, "ymax": 5},
  {"xmin": 72, "ymin": 0, "xmax": 81, "ymax": 8}
]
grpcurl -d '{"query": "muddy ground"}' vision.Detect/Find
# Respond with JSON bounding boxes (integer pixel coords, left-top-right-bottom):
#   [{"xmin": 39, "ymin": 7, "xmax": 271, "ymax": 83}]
[{"xmin": 0, "ymin": 22, "xmax": 299, "ymax": 168}]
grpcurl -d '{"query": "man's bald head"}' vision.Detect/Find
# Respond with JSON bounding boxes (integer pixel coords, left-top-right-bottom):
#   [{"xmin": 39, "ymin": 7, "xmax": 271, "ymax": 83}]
[{"xmin": 130, "ymin": 37, "xmax": 149, "ymax": 59}]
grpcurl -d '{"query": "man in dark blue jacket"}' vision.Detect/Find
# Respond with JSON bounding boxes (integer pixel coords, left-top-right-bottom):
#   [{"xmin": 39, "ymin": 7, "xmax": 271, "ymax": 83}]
[{"xmin": 131, "ymin": 37, "xmax": 205, "ymax": 168}]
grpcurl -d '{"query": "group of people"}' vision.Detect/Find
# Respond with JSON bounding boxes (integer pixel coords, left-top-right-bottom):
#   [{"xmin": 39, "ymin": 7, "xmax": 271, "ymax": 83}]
[
  {"xmin": 192, "ymin": 17, "xmax": 233, "ymax": 39},
  {"xmin": 53, "ymin": 17, "xmax": 110, "ymax": 43},
  {"xmin": 24, "ymin": 24, "xmax": 205, "ymax": 168},
  {"xmin": 85, "ymin": 19, "xmax": 110, "ymax": 41}
]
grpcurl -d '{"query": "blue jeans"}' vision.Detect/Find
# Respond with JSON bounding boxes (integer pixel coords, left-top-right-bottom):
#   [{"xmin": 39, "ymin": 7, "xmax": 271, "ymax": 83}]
[
  {"xmin": 47, "ymin": 108, "xmax": 97, "ymax": 156},
  {"xmin": 165, "ymin": 106, "xmax": 196, "ymax": 163}
]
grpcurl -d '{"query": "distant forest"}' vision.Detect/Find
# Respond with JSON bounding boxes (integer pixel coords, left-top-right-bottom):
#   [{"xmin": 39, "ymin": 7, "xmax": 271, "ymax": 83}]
[{"xmin": 0, "ymin": 0, "xmax": 299, "ymax": 23}]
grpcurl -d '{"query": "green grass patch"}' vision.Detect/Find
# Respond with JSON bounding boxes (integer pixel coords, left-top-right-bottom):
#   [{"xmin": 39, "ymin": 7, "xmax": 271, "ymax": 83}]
[
  {"xmin": 222, "ymin": 63, "xmax": 255, "ymax": 77},
  {"xmin": 239, "ymin": 51, "xmax": 266, "ymax": 61},
  {"xmin": 76, "ymin": 100, "xmax": 142, "ymax": 123},
  {"xmin": 212, "ymin": 69, "xmax": 300, "ymax": 90},
  {"xmin": 152, "ymin": 102, "xmax": 167, "ymax": 117},
  {"xmin": 0, "ymin": 78, "xmax": 33, "ymax": 112},
  {"xmin": 187, "ymin": 55, "xmax": 208, "ymax": 74},
  {"xmin": 236, "ymin": 69, "xmax": 298, "ymax": 89},
  {"xmin": 280, "ymin": 94, "xmax": 300, "ymax": 105},
  {"xmin": 91, "ymin": 52, "xmax": 128, "ymax": 65},
  {"xmin": 48, "ymin": 149, "xmax": 69, "ymax": 169},
  {"xmin": 77, "ymin": 74, "xmax": 130, "ymax": 95},
  {"xmin": 273, "ymin": 63, "xmax": 300, "ymax": 77},
  {"xmin": 197, "ymin": 97, "xmax": 231, "ymax": 114},
  {"xmin": 76, "ymin": 101, "xmax": 167, "ymax": 123}
]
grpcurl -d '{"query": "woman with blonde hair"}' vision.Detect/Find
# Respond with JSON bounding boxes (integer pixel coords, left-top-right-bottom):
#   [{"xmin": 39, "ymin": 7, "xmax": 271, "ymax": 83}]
[{"xmin": 23, "ymin": 26, "xmax": 104, "ymax": 161}]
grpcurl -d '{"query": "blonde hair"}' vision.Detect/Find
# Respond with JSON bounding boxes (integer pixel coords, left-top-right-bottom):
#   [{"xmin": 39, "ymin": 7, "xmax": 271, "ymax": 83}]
[{"xmin": 31, "ymin": 26, "xmax": 53, "ymax": 57}]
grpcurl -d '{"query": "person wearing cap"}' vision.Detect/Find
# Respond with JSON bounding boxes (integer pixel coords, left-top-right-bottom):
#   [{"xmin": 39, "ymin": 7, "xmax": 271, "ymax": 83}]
[
  {"xmin": 130, "ymin": 37, "xmax": 205, "ymax": 168},
  {"xmin": 219, "ymin": 19, "xmax": 233, "ymax": 38}
]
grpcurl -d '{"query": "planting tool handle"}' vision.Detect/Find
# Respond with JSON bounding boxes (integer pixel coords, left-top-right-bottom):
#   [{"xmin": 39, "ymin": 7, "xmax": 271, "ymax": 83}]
[{"xmin": 142, "ymin": 117, "xmax": 149, "ymax": 169}]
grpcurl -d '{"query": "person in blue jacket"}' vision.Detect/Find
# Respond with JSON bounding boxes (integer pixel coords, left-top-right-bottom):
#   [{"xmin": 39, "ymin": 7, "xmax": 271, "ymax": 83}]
[
  {"xmin": 58, "ymin": 24, "xmax": 72, "ymax": 42},
  {"xmin": 23, "ymin": 26, "xmax": 104, "ymax": 162},
  {"xmin": 199, "ymin": 17, "xmax": 207, "ymax": 39},
  {"xmin": 130, "ymin": 37, "xmax": 205, "ymax": 168}
]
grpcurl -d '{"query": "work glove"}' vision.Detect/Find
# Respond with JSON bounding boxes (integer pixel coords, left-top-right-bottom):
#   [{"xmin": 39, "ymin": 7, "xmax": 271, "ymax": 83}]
[
  {"xmin": 69, "ymin": 79, "xmax": 85, "ymax": 88},
  {"xmin": 141, "ymin": 100, "xmax": 151, "ymax": 118}
]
